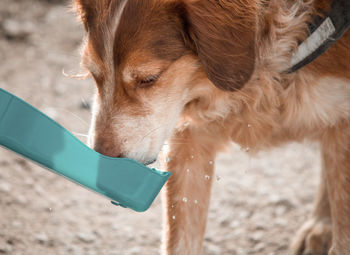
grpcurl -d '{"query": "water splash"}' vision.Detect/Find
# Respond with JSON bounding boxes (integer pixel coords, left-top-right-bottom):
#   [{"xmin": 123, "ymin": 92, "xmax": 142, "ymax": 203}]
[{"xmin": 241, "ymin": 147, "xmax": 250, "ymax": 152}]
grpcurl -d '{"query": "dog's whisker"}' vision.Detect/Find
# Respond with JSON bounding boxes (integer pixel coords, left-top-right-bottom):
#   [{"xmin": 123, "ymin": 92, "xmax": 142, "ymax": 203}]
[
  {"xmin": 163, "ymin": 142, "xmax": 191, "ymax": 146},
  {"xmin": 72, "ymin": 132, "xmax": 89, "ymax": 138},
  {"xmin": 138, "ymin": 125, "xmax": 164, "ymax": 144},
  {"xmin": 62, "ymin": 68, "xmax": 91, "ymax": 80},
  {"xmin": 170, "ymin": 138, "xmax": 189, "ymax": 141},
  {"xmin": 45, "ymin": 107, "xmax": 89, "ymax": 127}
]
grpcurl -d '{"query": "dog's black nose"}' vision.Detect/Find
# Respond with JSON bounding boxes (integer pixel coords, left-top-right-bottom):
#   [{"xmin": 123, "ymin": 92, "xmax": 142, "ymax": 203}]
[{"xmin": 93, "ymin": 139, "xmax": 122, "ymax": 158}]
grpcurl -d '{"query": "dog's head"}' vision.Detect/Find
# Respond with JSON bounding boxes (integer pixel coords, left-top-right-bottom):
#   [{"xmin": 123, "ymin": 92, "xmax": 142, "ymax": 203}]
[{"xmin": 75, "ymin": 0, "xmax": 256, "ymax": 164}]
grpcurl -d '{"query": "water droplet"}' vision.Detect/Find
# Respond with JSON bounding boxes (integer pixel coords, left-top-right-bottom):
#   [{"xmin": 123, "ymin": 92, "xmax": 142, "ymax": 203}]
[
  {"xmin": 172, "ymin": 215, "xmax": 176, "ymax": 220},
  {"xmin": 240, "ymin": 147, "xmax": 250, "ymax": 152},
  {"xmin": 182, "ymin": 197, "xmax": 188, "ymax": 203},
  {"xmin": 204, "ymin": 175, "xmax": 210, "ymax": 180},
  {"xmin": 186, "ymin": 168, "xmax": 190, "ymax": 173},
  {"xmin": 248, "ymin": 124, "xmax": 252, "ymax": 128},
  {"xmin": 216, "ymin": 175, "xmax": 221, "ymax": 181},
  {"xmin": 194, "ymin": 200, "xmax": 198, "ymax": 204},
  {"xmin": 166, "ymin": 156, "xmax": 171, "ymax": 162},
  {"xmin": 209, "ymin": 160, "xmax": 213, "ymax": 165},
  {"xmin": 191, "ymin": 155, "xmax": 194, "ymax": 159}
]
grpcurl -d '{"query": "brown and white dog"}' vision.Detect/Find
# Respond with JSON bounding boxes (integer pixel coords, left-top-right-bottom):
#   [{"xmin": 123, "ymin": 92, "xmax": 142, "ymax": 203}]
[{"xmin": 74, "ymin": 0, "xmax": 350, "ymax": 254}]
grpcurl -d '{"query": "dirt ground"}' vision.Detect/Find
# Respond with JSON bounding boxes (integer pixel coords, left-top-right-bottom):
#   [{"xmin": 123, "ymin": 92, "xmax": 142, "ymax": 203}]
[{"xmin": 0, "ymin": 1, "xmax": 321, "ymax": 254}]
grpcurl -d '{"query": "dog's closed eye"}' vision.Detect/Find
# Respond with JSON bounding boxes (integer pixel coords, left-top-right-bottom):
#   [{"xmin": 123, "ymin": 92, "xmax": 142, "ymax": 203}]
[{"xmin": 137, "ymin": 73, "xmax": 161, "ymax": 88}]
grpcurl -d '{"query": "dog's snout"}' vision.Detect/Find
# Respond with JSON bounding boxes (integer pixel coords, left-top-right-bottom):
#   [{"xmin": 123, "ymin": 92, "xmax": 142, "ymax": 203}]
[{"xmin": 93, "ymin": 137, "xmax": 122, "ymax": 158}]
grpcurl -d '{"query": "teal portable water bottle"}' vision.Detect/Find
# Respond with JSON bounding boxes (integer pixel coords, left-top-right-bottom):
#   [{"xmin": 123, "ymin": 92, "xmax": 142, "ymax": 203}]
[{"xmin": 0, "ymin": 88, "xmax": 171, "ymax": 212}]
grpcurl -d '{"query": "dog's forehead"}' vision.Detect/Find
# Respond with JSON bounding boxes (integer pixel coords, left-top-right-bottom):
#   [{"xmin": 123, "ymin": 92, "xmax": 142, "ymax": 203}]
[
  {"xmin": 114, "ymin": 0, "xmax": 187, "ymax": 67},
  {"xmin": 84, "ymin": 0, "xmax": 187, "ymax": 89}
]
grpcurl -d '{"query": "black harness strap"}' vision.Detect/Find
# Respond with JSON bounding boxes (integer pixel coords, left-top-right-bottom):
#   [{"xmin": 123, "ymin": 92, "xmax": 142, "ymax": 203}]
[{"xmin": 288, "ymin": 0, "xmax": 350, "ymax": 73}]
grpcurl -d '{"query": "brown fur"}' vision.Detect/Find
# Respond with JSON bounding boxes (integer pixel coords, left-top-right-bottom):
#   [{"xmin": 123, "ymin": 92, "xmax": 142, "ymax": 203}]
[
  {"xmin": 184, "ymin": 0, "xmax": 257, "ymax": 90},
  {"xmin": 75, "ymin": 0, "xmax": 350, "ymax": 254}
]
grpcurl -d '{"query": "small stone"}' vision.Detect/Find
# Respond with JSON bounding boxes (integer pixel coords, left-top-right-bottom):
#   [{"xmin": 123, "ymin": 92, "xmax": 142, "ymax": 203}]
[
  {"xmin": 205, "ymin": 243, "xmax": 222, "ymax": 255},
  {"xmin": 65, "ymin": 246, "xmax": 83, "ymax": 255},
  {"xmin": 79, "ymin": 99, "xmax": 91, "ymax": 110},
  {"xmin": 190, "ymin": 155, "xmax": 194, "ymax": 159},
  {"xmin": 238, "ymin": 210, "xmax": 250, "ymax": 219},
  {"xmin": 24, "ymin": 178, "xmax": 34, "ymax": 186},
  {"xmin": 34, "ymin": 185, "xmax": 44, "ymax": 195},
  {"xmin": 194, "ymin": 200, "xmax": 198, "ymax": 204},
  {"xmin": 16, "ymin": 195, "xmax": 27, "ymax": 205},
  {"xmin": 248, "ymin": 124, "xmax": 252, "ymax": 128},
  {"xmin": 204, "ymin": 175, "xmax": 210, "ymax": 180},
  {"xmin": 172, "ymin": 215, "xmax": 176, "ymax": 220},
  {"xmin": 0, "ymin": 160, "xmax": 9, "ymax": 167},
  {"xmin": 14, "ymin": 158, "xmax": 27, "ymax": 166},
  {"xmin": 254, "ymin": 242, "xmax": 265, "ymax": 252},
  {"xmin": 0, "ymin": 183, "xmax": 11, "ymax": 193},
  {"xmin": 126, "ymin": 247, "xmax": 142, "ymax": 255},
  {"xmin": 216, "ymin": 175, "xmax": 221, "ymax": 181},
  {"xmin": 11, "ymin": 220, "xmax": 22, "ymax": 228},
  {"xmin": 209, "ymin": 160, "xmax": 213, "ymax": 165},
  {"xmin": 34, "ymin": 232, "xmax": 49, "ymax": 245},
  {"xmin": 86, "ymin": 250, "xmax": 98, "ymax": 255},
  {"xmin": 229, "ymin": 220, "xmax": 240, "ymax": 228},
  {"xmin": 186, "ymin": 168, "xmax": 190, "ymax": 173},
  {"xmin": 275, "ymin": 205, "xmax": 287, "ymax": 216},
  {"xmin": 249, "ymin": 231, "xmax": 264, "ymax": 243},
  {"xmin": 182, "ymin": 197, "xmax": 188, "ymax": 203},
  {"xmin": 43, "ymin": 108, "xmax": 58, "ymax": 119},
  {"xmin": 171, "ymin": 204, "xmax": 175, "ymax": 208},
  {"xmin": 275, "ymin": 218, "xmax": 288, "ymax": 227},
  {"xmin": 0, "ymin": 243, "xmax": 12, "ymax": 253},
  {"xmin": 2, "ymin": 19, "xmax": 32, "ymax": 41},
  {"xmin": 77, "ymin": 232, "xmax": 96, "ymax": 243}
]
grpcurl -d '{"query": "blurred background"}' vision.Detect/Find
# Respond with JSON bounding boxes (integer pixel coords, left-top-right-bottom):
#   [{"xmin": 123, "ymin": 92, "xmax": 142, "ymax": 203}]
[{"xmin": 0, "ymin": 0, "xmax": 321, "ymax": 254}]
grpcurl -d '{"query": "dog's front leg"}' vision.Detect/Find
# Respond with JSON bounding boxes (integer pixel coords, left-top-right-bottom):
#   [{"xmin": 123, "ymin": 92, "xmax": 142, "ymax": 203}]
[
  {"xmin": 322, "ymin": 125, "xmax": 350, "ymax": 255},
  {"xmin": 291, "ymin": 164, "xmax": 332, "ymax": 255},
  {"xmin": 161, "ymin": 125, "xmax": 219, "ymax": 255}
]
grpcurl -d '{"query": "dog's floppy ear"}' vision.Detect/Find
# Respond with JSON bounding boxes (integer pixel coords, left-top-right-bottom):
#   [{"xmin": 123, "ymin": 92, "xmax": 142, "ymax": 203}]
[
  {"xmin": 182, "ymin": 0, "xmax": 257, "ymax": 91},
  {"xmin": 74, "ymin": 0, "xmax": 116, "ymax": 30},
  {"xmin": 74, "ymin": 0, "xmax": 95, "ymax": 29}
]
